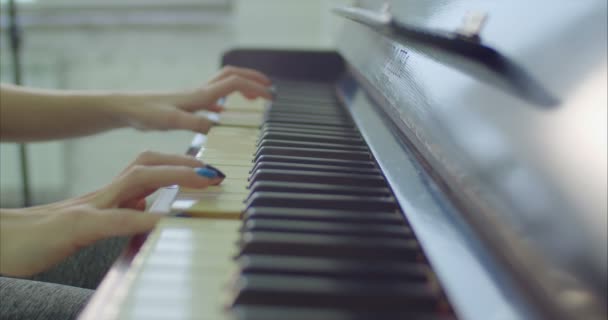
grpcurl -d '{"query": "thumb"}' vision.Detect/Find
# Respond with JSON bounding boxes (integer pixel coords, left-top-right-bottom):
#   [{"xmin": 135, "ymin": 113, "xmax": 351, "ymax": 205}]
[{"xmin": 167, "ymin": 109, "xmax": 215, "ymax": 133}]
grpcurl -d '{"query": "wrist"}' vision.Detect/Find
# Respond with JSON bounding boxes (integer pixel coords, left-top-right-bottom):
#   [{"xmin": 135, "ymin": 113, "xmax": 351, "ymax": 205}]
[
  {"xmin": 94, "ymin": 93, "xmax": 137, "ymax": 129},
  {"xmin": 102, "ymin": 90, "xmax": 191, "ymax": 124}
]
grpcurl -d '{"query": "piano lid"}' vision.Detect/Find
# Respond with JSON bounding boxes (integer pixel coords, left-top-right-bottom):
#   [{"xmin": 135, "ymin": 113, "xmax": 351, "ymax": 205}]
[
  {"xmin": 333, "ymin": 5, "xmax": 558, "ymax": 107},
  {"xmin": 333, "ymin": 0, "xmax": 606, "ymax": 319}
]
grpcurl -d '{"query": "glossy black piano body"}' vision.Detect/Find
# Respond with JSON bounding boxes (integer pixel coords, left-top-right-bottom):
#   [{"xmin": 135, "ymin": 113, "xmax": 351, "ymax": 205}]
[
  {"xmin": 79, "ymin": 1, "xmax": 607, "ymax": 319},
  {"xmin": 222, "ymin": 2, "xmax": 607, "ymax": 319}
]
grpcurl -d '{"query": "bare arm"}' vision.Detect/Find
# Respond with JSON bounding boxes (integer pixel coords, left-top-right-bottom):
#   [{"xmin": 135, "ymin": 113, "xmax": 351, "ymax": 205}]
[
  {"xmin": 0, "ymin": 66, "xmax": 272, "ymax": 142},
  {"xmin": 0, "ymin": 84, "xmax": 131, "ymax": 141}
]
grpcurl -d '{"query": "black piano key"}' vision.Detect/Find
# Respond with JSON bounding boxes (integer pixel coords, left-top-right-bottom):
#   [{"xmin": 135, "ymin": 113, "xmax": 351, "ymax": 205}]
[
  {"xmin": 269, "ymin": 106, "xmax": 345, "ymax": 113},
  {"xmin": 262, "ymin": 123, "xmax": 360, "ymax": 136},
  {"xmin": 236, "ymin": 255, "xmax": 427, "ymax": 281},
  {"xmin": 272, "ymin": 97, "xmax": 338, "ymax": 104},
  {"xmin": 185, "ymin": 146, "xmax": 199, "ymax": 156},
  {"xmin": 273, "ymin": 79, "xmax": 329, "ymax": 85},
  {"xmin": 265, "ymin": 119, "xmax": 354, "ymax": 127},
  {"xmin": 248, "ymin": 169, "xmax": 385, "ymax": 188},
  {"xmin": 275, "ymin": 96, "xmax": 337, "ymax": 102},
  {"xmin": 226, "ymin": 80, "xmax": 457, "ymax": 319},
  {"xmin": 254, "ymin": 155, "xmax": 375, "ymax": 168},
  {"xmin": 273, "ymin": 93, "xmax": 336, "ymax": 101},
  {"xmin": 243, "ymin": 207, "xmax": 404, "ymax": 224},
  {"xmin": 261, "ymin": 128, "xmax": 361, "ymax": 140},
  {"xmin": 254, "ymin": 147, "xmax": 372, "ymax": 161},
  {"xmin": 250, "ymin": 162, "xmax": 379, "ymax": 176},
  {"xmin": 270, "ymin": 100, "xmax": 339, "ymax": 107},
  {"xmin": 242, "ymin": 219, "xmax": 411, "ymax": 238},
  {"xmin": 238, "ymin": 232, "xmax": 420, "ymax": 261},
  {"xmin": 232, "ymin": 305, "xmax": 453, "ymax": 320},
  {"xmin": 268, "ymin": 108, "xmax": 348, "ymax": 117},
  {"xmin": 267, "ymin": 117, "xmax": 354, "ymax": 128},
  {"xmin": 271, "ymin": 99, "xmax": 341, "ymax": 105},
  {"xmin": 272, "ymin": 93, "xmax": 334, "ymax": 98},
  {"xmin": 247, "ymin": 181, "xmax": 391, "ymax": 197},
  {"xmin": 245, "ymin": 192, "xmax": 397, "ymax": 211},
  {"xmin": 259, "ymin": 132, "xmax": 364, "ymax": 146},
  {"xmin": 275, "ymin": 88, "xmax": 335, "ymax": 95},
  {"xmin": 262, "ymin": 127, "xmax": 360, "ymax": 139},
  {"xmin": 272, "ymin": 93, "xmax": 336, "ymax": 100},
  {"xmin": 229, "ymin": 274, "xmax": 437, "ymax": 311},
  {"xmin": 274, "ymin": 90, "xmax": 333, "ymax": 96},
  {"xmin": 275, "ymin": 83, "xmax": 332, "ymax": 89},
  {"xmin": 262, "ymin": 121, "xmax": 354, "ymax": 130},
  {"xmin": 257, "ymin": 139, "xmax": 368, "ymax": 151},
  {"xmin": 267, "ymin": 113, "xmax": 352, "ymax": 124},
  {"xmin": 273, "ymin": 100, "xmax": 339, "ymax": 108},
  {"xmin": 274, "ymin": 80, "xmax": 333, "ymax": 87}
]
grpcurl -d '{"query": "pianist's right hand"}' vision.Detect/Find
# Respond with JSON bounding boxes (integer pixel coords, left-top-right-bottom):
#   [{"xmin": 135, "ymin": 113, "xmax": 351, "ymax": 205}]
[{"xmin": 0, "ymin": 151, "xmax": 224, "ymax": 277}]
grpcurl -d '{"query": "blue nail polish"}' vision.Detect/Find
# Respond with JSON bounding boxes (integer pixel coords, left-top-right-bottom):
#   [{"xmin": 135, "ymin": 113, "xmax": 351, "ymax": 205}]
[
  {"xmin": 195, "ymin": 167, "xmax": 218, "ymax": 179},
  {"xmin": 205, "ymin": 164, "xmax": 226, "ymax": 178}
]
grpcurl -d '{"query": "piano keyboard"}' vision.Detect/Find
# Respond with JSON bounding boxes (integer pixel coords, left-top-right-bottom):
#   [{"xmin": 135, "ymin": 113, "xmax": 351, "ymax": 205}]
[{"xmin": 90, "ymin": 80, "xmax": 456, "ymax": 320}]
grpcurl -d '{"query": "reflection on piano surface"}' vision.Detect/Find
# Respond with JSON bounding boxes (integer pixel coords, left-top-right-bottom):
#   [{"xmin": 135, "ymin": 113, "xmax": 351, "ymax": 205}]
[{"xmin": 79, "ymin": 1, "xmax": 607, "ymax": 320}]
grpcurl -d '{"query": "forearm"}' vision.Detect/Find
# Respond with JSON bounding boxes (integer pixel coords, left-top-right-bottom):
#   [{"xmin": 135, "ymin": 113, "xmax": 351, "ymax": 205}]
[
  {"xmin": 0, "ymin": 84, "xmax": 185, "ymax": 141},
  {"xmin": 0, "ymin": 209, "xmax": 60, "ymax": 276}
]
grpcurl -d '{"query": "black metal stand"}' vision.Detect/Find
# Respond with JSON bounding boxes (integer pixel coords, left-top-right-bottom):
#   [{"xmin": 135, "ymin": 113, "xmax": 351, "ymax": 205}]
[{"xmin": 7, "ymin": 0, "xmax": 32, "ymax": 207}]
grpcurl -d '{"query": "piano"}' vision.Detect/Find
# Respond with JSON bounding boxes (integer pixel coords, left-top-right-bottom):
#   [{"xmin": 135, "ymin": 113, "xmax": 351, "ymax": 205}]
[{"xmin": 78, "ymin": 1, "xmax": 607, "ymax": 319}]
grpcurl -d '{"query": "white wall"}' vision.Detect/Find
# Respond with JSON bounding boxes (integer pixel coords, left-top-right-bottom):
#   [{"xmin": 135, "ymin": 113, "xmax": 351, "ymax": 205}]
[{"xmin": 0, "ymin": 0, "xmax": 352, "ymax": 207}]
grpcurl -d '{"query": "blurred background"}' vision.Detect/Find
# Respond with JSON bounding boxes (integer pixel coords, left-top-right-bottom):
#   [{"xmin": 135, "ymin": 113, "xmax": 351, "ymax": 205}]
[{"xmin": 0, "ymin": 0, "xmax": 352, "ymax": 207}]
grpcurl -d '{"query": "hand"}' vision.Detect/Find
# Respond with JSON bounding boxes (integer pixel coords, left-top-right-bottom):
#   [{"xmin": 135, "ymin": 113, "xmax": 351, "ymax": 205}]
[
  {"xmin": 0, "ymin": 151, "xmax": 224, "ymax": 277},
  {"xmin": 118, "ymin": 66, "xmax": 273, "ymax": 133}
]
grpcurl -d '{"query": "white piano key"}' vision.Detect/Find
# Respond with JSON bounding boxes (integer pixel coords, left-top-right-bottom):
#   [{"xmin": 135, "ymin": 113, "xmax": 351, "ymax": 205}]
[
  {"xmin": 172, "ymin": 199, "xmax": 199, "ymax": 211},
  {"xmin": 117, "ymin": 303, "xmax": 227, "ymax": 320},
  {"xmin": 112, "ymin": 219, "xmax": 239, "ymax": 320}
]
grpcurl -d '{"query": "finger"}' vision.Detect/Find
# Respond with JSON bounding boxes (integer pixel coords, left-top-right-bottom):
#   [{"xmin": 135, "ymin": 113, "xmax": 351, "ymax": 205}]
[
  {"xmin": 120, "ymin": 198, "xmax": 147, "ymax": 211},
  {"xmin": 206, "ymin": 75, "xmax": 273, "ymax": 103},
  {"xmin": 120, "ymin": 151, "xmax": 203, "ymax": 177},
  {"xmin": 135, "ymin": 199, "xmax": 147, "ymax": 211},
  {"xmin": 165, "ymin": 109, "xmax": 215, "ymax": 134},
  {"xmin": 210, "ymin": 66, "xmax": 272, "ymax": 86},
  {"xmin": 132, "ymin": 151, "xmax": 204, "ymax": 168},
  {"xmin": 115, "ymin": 165, "xmax": 222, "ymax": 204},
  {"xmin": 208, "ymin": 103, "xmax": 225, "ymax": 113},
  {"xmin": 137, "ymin": 188, "xmax": 157, "ymax": 199}
]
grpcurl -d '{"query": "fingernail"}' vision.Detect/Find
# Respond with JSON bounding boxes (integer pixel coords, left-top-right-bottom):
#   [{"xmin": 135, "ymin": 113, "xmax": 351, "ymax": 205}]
[
  {"xmin": 195, "ymin": 167, "xmax": 218, "ymax": 179},
  {"xmin": 204, "ymin": 164, "xmax": 226, "ymax": 178}
]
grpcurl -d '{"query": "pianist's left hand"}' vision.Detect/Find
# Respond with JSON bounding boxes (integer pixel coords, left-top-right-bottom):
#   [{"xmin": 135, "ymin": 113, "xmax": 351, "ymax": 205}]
[
  {"xmin": 0, "ymin": 151, "xmax": 224, "ymax": 277},
  {"xmin": 0, "ymin": 66, "xmax": 272, "ymax": 141},
  {"xmin": 118, "ymin": 66, "xmax": 273, "ymax": 133}
]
